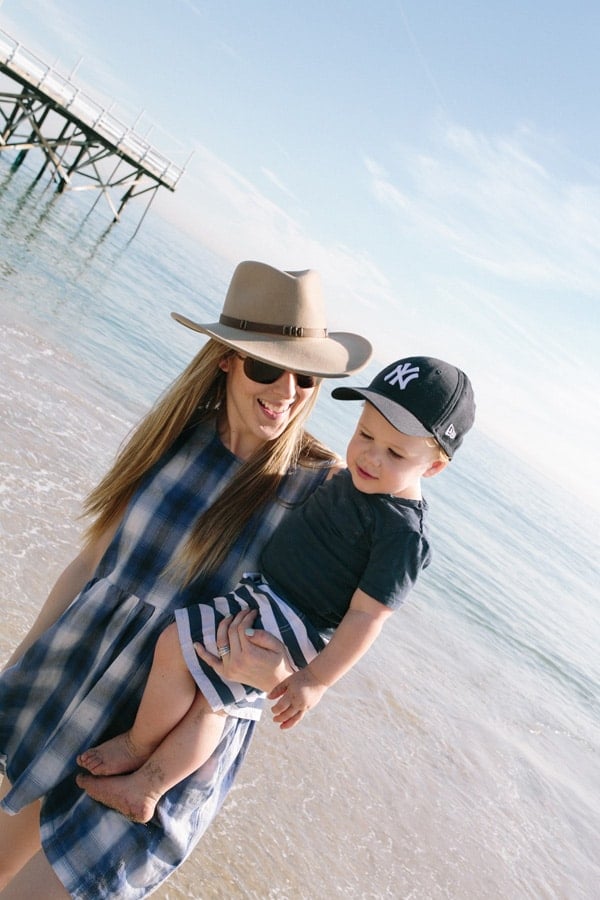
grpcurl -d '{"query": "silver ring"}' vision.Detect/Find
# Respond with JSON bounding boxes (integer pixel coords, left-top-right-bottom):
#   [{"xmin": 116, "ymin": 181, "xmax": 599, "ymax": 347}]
[{"xmin": 217, "ymin": 645, "xmax": 230, "ymax": 658}]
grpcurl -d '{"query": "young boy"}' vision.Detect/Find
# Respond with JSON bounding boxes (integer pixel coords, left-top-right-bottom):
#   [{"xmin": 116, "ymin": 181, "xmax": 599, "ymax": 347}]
[{"xmin": 76, "ymin": 356, "xmax": 475, "ymax": 822}]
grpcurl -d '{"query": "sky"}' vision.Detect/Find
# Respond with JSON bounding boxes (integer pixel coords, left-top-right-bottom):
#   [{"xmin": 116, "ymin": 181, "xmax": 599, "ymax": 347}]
[{"xmin": 1, "ymin": 0, "xmax": 599, "ymax": 509}]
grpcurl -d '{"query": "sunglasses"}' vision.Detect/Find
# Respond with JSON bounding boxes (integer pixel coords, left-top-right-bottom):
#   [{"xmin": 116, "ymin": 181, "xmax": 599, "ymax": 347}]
[{"xmin": 238, "ymin": 355, "xmax": 317, "ymax": 389}]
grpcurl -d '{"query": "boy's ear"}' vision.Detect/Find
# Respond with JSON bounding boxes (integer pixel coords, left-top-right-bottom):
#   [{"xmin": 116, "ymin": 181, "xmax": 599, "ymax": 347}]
[{"xmin": 422, "ymin": 459, "xmax": 448, "ymax": 479}]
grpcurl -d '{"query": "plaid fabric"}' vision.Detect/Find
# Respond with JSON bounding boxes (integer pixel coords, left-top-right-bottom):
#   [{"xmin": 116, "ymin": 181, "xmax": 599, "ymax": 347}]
[
  {"xmin": 0, "ymin": 419, "xmax": 329, "ymax": 898},
  {"xmin": 177, "ymin": 572, "xmax": 327, "ymax": 720}
]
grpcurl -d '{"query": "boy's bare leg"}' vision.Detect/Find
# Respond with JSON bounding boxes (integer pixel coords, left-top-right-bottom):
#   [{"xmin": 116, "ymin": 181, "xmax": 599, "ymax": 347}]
[
  {"xmin": 76, "ymin": 691, "xmax": 226, "ymax": 823},
  {"xmin": 77, "ymin": 622, "xmax": 196, "ymax": 775},
  {"xmin": 0, "ymin": 778, "xmax": 42, "ymax": 891}
]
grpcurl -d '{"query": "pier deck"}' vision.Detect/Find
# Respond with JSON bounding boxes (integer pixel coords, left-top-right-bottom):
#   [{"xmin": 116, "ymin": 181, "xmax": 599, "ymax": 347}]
[{"xmin": 0, "ymin": 29, "xmax": 187, "ymax": 227}]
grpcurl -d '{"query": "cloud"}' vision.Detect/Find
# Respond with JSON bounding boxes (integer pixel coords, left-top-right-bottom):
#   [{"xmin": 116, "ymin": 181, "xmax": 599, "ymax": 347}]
[
  {"xmin": 397, "ymin": 0, "xmax": 449, "ymax": 113},
  {"xmin": 179, "ymin": 0, "xmax": 206, "ymax": 20},
  {"xmin": 362, "ymin": 124, "xmax": 600, "ymax": 506},
  {"xmin": 367, "ymin": 123, "xmax": 600, "ymax": 297},
  {"xmin": 260, "ymin": 167, "xmax": 298, "ymax": 201},
  {"xmin": 158, "ymin": 143, "xmax": 396, "ymax": 342}
]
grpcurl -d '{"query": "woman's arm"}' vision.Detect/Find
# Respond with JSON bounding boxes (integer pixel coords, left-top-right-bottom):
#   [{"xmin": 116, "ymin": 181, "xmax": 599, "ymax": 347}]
[
  {"xmin": 3, "ymin": 518, "xmax": 121, "ymax": 670},
  {"xmin": 268, "ymin": 588, "xmax": 393, "ymax": 729}
]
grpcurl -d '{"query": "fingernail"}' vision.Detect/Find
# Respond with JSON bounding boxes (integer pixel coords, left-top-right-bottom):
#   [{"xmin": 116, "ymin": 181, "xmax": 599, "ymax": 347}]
[{"xmin": 245, "ymin": 628, "xmax": 255, "ymax": 636}]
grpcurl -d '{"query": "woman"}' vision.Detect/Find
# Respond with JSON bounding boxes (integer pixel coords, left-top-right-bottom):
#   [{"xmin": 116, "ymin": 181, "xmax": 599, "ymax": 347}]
[{"xmin": 0, "ymin": 260, "xmax": 372, "ymax": 898}]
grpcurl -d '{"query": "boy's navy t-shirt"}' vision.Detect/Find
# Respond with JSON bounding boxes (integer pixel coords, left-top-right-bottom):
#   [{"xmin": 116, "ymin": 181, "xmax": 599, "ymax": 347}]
[{"xmin": 260, "ymin": 468, "xmax": 431, "ymax": 632}]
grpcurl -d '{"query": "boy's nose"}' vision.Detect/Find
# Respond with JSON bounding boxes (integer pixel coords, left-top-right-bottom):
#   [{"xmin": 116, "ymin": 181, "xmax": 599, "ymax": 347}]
[{"xmin": 362, "ymin": 447, "xmax": 381, "ymax": 467}]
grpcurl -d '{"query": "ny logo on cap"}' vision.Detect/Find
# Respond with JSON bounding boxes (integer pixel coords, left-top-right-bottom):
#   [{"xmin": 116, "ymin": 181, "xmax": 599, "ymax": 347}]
[{"xmin": 384, "ymin": 362, "xmax": 420, "ymax": 390}]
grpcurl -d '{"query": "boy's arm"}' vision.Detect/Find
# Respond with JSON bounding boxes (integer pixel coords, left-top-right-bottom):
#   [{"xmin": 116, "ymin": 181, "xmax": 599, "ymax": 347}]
[{"xmin": 268, "ymin": 588, "xmax": 393, "ymax": 730}]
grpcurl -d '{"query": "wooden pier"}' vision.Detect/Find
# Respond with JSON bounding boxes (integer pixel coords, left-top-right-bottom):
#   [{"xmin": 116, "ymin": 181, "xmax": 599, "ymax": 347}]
[{"xmin": 0, "ymin": 29, "xmax": 187, "ymax": 230}]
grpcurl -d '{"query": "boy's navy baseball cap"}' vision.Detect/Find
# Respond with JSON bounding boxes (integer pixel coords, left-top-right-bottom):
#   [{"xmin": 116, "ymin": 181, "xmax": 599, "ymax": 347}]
[{"xmin": 332, "ymin": 356, "xmax": 475, "ymax": 458}]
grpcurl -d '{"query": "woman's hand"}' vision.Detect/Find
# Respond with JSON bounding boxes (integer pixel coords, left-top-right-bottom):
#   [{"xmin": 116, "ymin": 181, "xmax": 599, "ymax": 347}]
[
  {"xmin": 267, "ymin": 667, "xmax": 328, "ymax": 730},
  {"xmin": 194, "ymin": 610, "xmax": 295, "ymax": 693}
]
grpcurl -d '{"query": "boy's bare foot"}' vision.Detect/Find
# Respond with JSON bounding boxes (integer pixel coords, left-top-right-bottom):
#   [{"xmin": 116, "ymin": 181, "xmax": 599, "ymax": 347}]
[
  {"xmin": 76, "ymin": 771, "xmax": 160, "ymax": 824},
  {"xmin": 77, "ymin": 732, "xmax": 153, "ymax": 776}
]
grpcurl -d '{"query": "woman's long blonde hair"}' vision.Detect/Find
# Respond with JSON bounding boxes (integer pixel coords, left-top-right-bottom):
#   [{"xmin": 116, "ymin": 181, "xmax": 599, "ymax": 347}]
[{"xmin": 83, "ymin": 339, "xmax": 336, "ymax": 580}]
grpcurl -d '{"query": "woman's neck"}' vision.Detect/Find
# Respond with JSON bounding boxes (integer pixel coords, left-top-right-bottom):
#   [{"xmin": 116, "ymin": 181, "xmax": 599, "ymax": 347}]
[{"xmin": 217, "ymin": 410, "xmax": 263, "ymax": 461}]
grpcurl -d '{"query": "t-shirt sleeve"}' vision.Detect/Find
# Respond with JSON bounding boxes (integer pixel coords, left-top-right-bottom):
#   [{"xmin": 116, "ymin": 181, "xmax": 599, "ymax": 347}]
[{"xmin": 359, "ymin": 525, "xmax": 431, "ymax": 610}]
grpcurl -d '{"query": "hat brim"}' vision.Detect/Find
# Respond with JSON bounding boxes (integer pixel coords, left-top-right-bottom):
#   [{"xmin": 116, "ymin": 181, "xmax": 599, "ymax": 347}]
[
  {"xmin": 172, "ymin": 313, "xmax": 372, "ymax": 377},
  {"xmin": 332, "ymin": 386, "xmax": 432, "ymax": 437}
]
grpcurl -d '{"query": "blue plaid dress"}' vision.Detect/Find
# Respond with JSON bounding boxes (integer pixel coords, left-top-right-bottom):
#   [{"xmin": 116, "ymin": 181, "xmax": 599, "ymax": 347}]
[{"xmin": 0, "ymin": 419, "xmax": 329, "ymax": 898}]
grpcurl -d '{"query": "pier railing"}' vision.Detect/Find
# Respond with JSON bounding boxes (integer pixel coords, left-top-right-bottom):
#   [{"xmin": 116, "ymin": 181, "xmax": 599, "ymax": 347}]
[{"xmin": 0, "ymin": 28, "xmax": 187, "ymax": 228}]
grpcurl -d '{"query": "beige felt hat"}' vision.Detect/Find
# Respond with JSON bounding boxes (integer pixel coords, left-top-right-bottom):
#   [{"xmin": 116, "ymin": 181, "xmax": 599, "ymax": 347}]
[{"xmin": 172, "ymin": 260, "xmax": 372, "ymax": 377}]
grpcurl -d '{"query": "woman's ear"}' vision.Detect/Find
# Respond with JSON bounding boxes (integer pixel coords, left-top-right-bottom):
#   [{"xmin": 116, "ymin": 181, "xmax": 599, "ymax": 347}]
[
  {"xmin": 219, "ymin": 355, "xmax": 233, "ymax": 373},
  {"xmin": 422, "ymin": 459, "xmax": 448, "ymax": 479}
]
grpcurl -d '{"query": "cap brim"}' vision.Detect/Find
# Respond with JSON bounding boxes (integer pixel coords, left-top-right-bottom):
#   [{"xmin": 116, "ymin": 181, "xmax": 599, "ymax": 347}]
[
  {"xmin": 171, "ymin": 313, "xmax": 373, "ymax": 377},
  {"xmin": 331, "ymin": 386, "xmax": 432, "ymax": 437}
]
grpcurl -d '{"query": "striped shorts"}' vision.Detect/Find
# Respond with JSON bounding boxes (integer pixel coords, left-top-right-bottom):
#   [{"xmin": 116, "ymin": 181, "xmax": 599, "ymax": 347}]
[{"xmin": 175, "ymin": 573, "xmax": 326, "ymax": 721}]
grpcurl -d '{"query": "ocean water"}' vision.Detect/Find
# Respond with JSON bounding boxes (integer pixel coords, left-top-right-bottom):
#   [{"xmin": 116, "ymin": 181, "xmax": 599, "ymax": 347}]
[{"xmin": 1, "ymin": 162, "xmax": 599, "ymax": 900}]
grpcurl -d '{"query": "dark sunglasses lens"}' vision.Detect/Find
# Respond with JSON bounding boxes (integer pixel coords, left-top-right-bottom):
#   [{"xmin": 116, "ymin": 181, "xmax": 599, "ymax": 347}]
[
  {"xmin": 243, "ymin": 357, "xmax": 284, "ymax": 384},
  {"xmin": 242, "ymin": 357, "xmax": 316, "ymax": 389},
  {"xmin": 296, "ymin": 373, "xmax": 316, "ymax": 389}
]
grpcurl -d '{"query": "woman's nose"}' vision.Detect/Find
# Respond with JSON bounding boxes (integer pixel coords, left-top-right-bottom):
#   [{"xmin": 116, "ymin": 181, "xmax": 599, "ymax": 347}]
[{"xmin": 272, "ymin": 371, "xmax": 297, "ymax": 398}]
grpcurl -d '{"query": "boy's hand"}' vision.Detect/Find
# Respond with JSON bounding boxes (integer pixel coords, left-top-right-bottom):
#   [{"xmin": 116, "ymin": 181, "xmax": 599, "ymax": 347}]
[{"xmin": 267, "ymin": 667, "xmax": 328, "ymax": 730}]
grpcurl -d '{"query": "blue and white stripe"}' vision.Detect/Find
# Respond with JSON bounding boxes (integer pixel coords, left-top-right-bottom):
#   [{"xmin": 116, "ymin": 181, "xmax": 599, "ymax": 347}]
[{"xmin": 177, "ymin": 573, "xmax": 326, "ymax": 720}]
